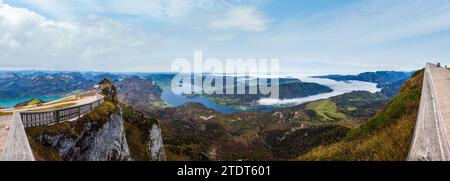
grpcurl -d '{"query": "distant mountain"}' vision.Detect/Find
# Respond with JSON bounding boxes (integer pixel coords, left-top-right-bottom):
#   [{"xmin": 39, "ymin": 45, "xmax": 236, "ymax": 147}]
[
  {"xmin": 91, "ymin": 73, "xmax": 122, "ymax": 82},
  {"xmin": 277, "ymin": 78, "xmax": 333, "ymax": 99},
  {"xmin": 0, "ymin": 72, "xmax": 96, "ymax": 99},
  {"xmin": 0, "ymin": 71, "xmax": 139, "ymax": 100},
  {"xmin": 184, "ymin": 77, "xmax": 333, "ymax": 109},
  {"xmin": 315, "ymin": 71, "xmax": 412, "ymax": 98},
  {"xmin": 316, "ymin": 71, "xmax": 411, "ymax": 83},
  {"xmin": 116, "ymin": 76, "xmax": 165, "ymax": 110},
  {"xmin": 144, "ymin": 74, "xmax": 176, "ymax": 88}
]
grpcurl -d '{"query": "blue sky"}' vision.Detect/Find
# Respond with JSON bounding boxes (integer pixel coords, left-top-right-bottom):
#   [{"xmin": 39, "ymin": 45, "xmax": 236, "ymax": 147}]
[{"xmin": 1, "ymin": 0, "xmax": 450, "ymax": 75}]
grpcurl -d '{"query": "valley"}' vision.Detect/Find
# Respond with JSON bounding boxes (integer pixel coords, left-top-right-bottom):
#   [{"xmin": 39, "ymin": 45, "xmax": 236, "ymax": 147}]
[
  {"xmin": 146, "ymin": 90, "xmax": 388, "ymax": 160},
  {"xmin": 0, "ymin": 69, "xmax": 413, "ymax": 161}
]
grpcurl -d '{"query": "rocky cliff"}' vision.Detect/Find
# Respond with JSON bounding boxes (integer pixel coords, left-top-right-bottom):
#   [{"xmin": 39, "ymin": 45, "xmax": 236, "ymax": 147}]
[
  {"xmin": 36, "ymin": 108, "xmax": 131, "ymax": 161},
  {"xmin": 26, "ymin": 79, "xmax": 166, "ymax": 161},
  {"xmin": 149, "ymin": 124, "xmax": 166, "ymax": 161},
  {"xmin": 122, "ymin": 105, "xmax": 166, "ymax": 161}
]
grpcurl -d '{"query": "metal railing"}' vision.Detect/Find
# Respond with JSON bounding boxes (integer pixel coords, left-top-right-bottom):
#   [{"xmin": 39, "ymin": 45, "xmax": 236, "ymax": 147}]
[
  {"xmin": 1, "ymin": 92, "xmax": 105, "ymax": 160},
  {"xmin": 20, "ymin": 97, "xmax": 104, "ymax": 128}
]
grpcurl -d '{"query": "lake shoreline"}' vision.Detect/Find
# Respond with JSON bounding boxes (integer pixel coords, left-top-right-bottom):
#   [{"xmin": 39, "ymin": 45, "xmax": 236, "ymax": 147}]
[
  {"xmin": 160, "ymin": 77, "xmax": 381, "ymax": 114},
  {"xmin": 0, "ymin": 96, "xmax": 64, "ymax": 109}
]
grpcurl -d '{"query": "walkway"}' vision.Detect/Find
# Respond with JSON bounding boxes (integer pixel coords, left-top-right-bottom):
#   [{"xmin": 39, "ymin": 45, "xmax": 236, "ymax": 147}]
[{"xmin": 408, "ymin": 63, "xmax": 450, "ymax": 161}]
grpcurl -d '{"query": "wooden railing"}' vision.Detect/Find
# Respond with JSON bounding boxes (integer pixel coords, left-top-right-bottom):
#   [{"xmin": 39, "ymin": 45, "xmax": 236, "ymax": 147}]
[{"xmin": 20, "ymin": 97, "xmax": 104, "ymax": 128}]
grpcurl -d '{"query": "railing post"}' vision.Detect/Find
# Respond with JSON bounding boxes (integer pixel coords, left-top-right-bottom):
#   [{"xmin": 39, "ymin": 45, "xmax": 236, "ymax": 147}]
[
  {"xmin": 21, "ymin": 113, "xmax": 26, "ymax": 128},
  {"xmin": 55, "ymin": 110, "xmax": 60, "ymax": 123}
]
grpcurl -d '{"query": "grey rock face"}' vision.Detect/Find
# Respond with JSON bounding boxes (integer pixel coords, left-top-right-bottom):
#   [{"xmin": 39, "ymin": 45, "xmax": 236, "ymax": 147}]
[
  {"xmin": 38, "ymin": 134, "xmax": 75, "ymax": 156},
  {"xmin": 39, "ymin": 108, "xmax": 131, "ymax": 161},
  {"xmin": 65, "ymin": 110, "xmax": 131, "ymax": 161},
  {"xmin": 34, "ymin": 106, "xmax": 167, "ymax": 161},
  {"xmin": 148, "ymin": 124, "xmax": 166, "ymax": 161}
]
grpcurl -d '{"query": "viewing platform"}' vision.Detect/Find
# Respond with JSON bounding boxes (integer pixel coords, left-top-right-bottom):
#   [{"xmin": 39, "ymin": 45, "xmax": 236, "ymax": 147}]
[{"xmin": 0, "ymin": 90, "xmax": 104, "ymax": 161}]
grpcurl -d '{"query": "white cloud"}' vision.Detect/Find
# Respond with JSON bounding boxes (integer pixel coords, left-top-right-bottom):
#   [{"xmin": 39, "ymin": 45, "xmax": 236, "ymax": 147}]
[
  {"xmin": 15, "ymin": 0, "xmax": 262, "ymax": 22},
  {"xmin": 106, "ymin": 0, "xmax": 224, "ymax": 21},
  {"xmin": 106, "ymin": 0, "xmax": 190, "ymax": 21},
  {"xmin": 0, "ymin": 3, "xmax": 164, "ymax": 71},
  {"xmin": 209, "ymin": 6, "xmax": 268, "ymax": 32},
  {"xmin": 0, "ymin": 1, "xmax": 270, "ymax": 72},
  {"xmin": 2, "ymin": 0, "xmax": 450, "ymax": 73},
  {"xmin": 208, "ymin": 34, "xmax": 235, "ymax": 42},
  {"xmin": 15, "ymin": 0, "xmax": 85, "ymax": 20}
]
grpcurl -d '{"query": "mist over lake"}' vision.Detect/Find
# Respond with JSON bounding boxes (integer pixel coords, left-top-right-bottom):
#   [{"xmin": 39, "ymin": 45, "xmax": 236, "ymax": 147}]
[
  {"xmin": 258, "ymin": 77, "xmax": 381, "ymax": 106},
  {"xmin": 161, "ymin": 74, "xmax": 381, "ymax": 112}
]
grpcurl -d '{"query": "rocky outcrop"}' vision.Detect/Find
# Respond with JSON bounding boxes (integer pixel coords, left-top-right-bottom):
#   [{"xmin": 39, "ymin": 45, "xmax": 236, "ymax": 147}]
[
  {"xmin": 148, "ymin": 124, "xmax": 166, "ymax": 161},
  {"xmin": 65, "ymin": 109, "xmax": 131, "ymax": 161},
  {"xmin": 121, "ymin": 105, "xmax": 166, "ymax": 161},
  {"xmin": 37, "ymin": 108, "xmax": 131, "ymax": 161},
  {"xmin": 38, "ymin": 134, "xmax": 75, "ymax": 157},
  {"xmin": 99, "ymin": 78, "xmax": 118, "ymax": 103}
]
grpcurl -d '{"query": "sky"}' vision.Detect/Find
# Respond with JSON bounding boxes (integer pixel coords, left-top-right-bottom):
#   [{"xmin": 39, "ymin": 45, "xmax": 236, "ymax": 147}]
[{"xmin": 1, "ymin": 0, "xmax": 450, "ymax": 75}]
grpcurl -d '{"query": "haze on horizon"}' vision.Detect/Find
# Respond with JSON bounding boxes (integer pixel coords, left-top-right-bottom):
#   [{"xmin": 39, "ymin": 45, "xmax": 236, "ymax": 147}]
[{"xmin": 1, "ymin": 0, "xmax": 450, "ymax": 76}]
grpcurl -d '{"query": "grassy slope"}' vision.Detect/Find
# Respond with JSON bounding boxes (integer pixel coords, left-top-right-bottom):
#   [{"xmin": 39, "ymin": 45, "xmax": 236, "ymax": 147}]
[
  {"xmin": 306, "ymin": 99, "xmax": 347, "ymax": 121},
  {"xmin": 27, "ymin": 99, "xmax": 43, "ymax": 106},
  {"xmin": 122, "ymin": 105, "xmax": 159, "ymax": 161},
  {"xmin": 0, "ymin": 112, "xmax": 13, "ymax": 116},
  {"xmin": 32, "ymin": 103, "xmax": 77, "ymax": 111},
  {"xmin": 297, "ymin": 69, "xmax": 424, "ymax": 161}
]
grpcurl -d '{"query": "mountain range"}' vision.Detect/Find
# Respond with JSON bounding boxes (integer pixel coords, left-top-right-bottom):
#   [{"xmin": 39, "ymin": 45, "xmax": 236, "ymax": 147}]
[
  {"xmin": 315, "ymin": 71, "xmax": 413, "ymax": 98},
  {"xmin": 1, "ymin": 69, "xmax": 416, "ymax": 160}
]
